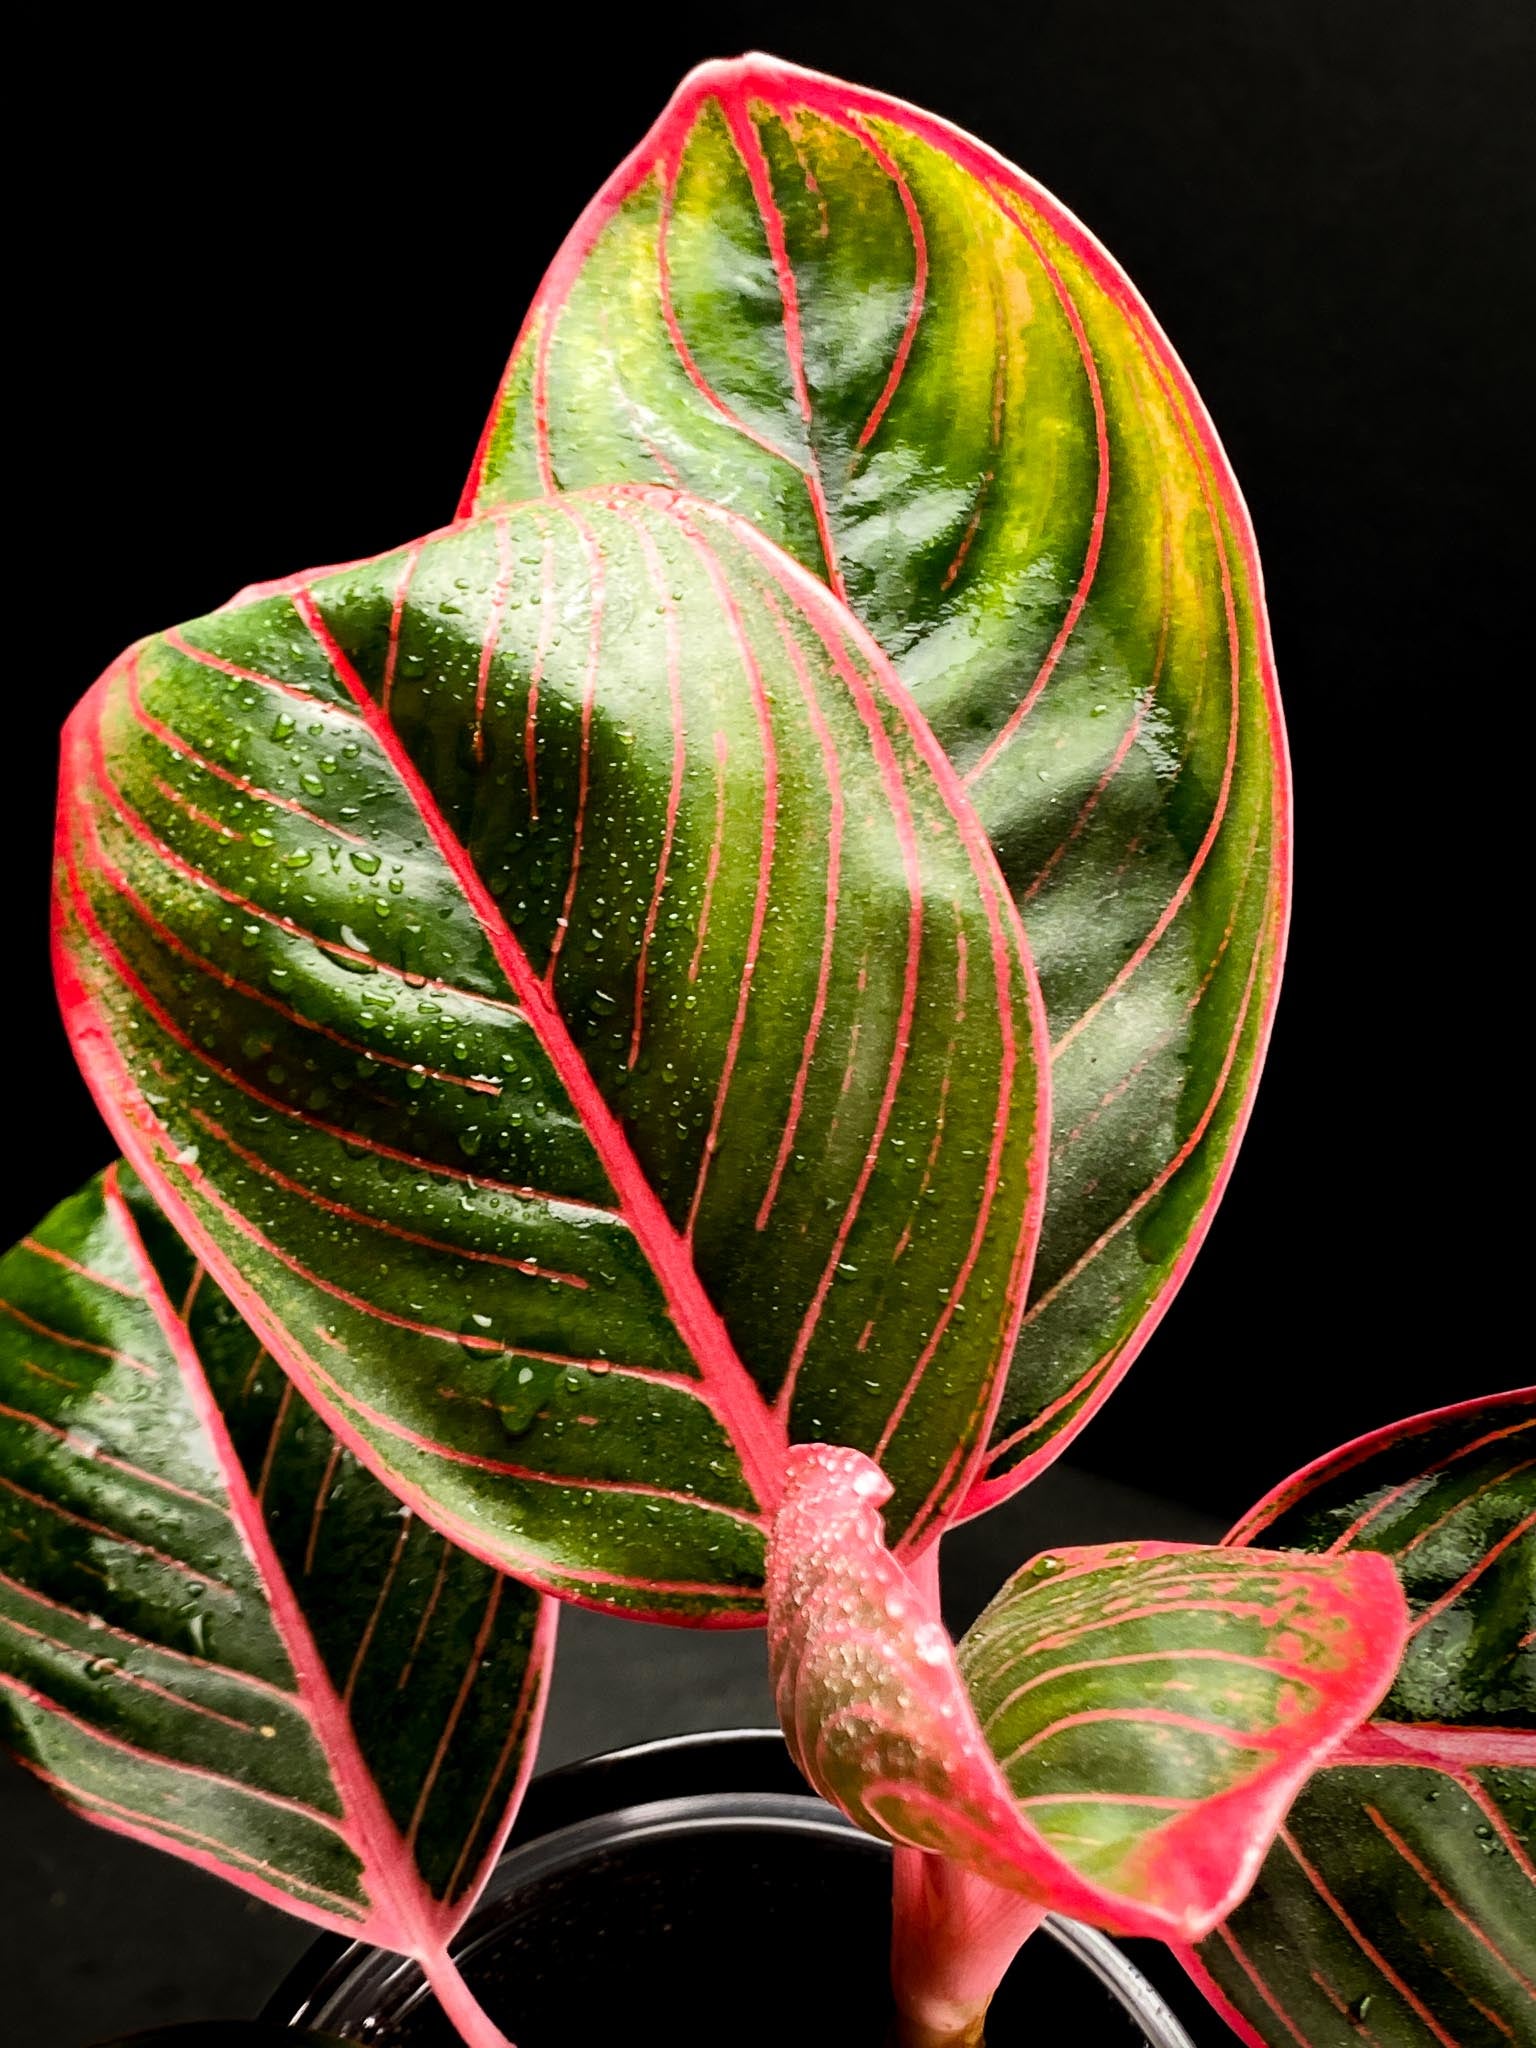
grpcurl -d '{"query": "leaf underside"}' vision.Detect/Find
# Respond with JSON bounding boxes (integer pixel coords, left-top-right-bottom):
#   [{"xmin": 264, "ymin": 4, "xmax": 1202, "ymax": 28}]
[
  {"xmin": 55, "ymin": 485, "xmax": 1046, "ymax": 1620},
  {"xmin": 0, "ymin": 1165, "xmax": 552, "ymax": 1949},
  {"xmin": 1188, "ymin": 1391, "xmax": 1535, "ymax": 2047},
  {"xmin": 467, "ymin": 53, "xmax": 1290, "ymax": 1510},
  {"xmin": 767, "ymin": 1444, "xmax": 1404, "ymax": 1940}
]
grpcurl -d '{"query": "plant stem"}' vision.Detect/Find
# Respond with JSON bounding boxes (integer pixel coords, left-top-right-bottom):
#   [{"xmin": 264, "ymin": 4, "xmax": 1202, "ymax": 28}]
[
  {"xmin": 886, "ymin": 1536, "xmax": 1047, "ymax": 2046},
  {"xmin": 907, "ymin": 1533, "xmax": 945, "ymax": 1611},
  {"xmin": 890, "ymin": 1848, "xmax": 1046, "ymax": 2047},
  {"xmin": 420, "ymin": 1946, "xmax": 518, "ymax": 2048}
]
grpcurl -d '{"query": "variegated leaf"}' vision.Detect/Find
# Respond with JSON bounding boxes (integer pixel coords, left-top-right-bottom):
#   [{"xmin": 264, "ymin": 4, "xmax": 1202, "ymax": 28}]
[
  {"xmin": 465, "ymin": 54, "xmax": 1290, "ymax": 1509},
  {"xmin": 1186, "ymin": 1391, "xmax": 1535, "ymax": 2046},
  {"xmin": 766, "ymin": 1444, "xmax": 1404, "ymax": 1939},
  {"xmin": 54, "ymin": 486, "xmax": 1047, "ymax": 1620},
  {"xmin": 0, "ymin": 1165, "xmax": 551, "ymax": 2024}
]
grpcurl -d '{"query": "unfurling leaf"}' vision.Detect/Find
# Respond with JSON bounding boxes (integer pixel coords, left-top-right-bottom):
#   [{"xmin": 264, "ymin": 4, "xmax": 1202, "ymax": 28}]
[
  {"xmin": 54, "ymin": 486, "xmax": 1047, "ymax": 1620},
  {"xmin": 0, "ymin": 1165, "xmax": 552, "ymax": 1988},
  {"xmin": 466, "ymin": 54, "xmax": 1290, "ymax": 1509},
  {"xmin": 1186, "ymin": 1391, "xmax": 1536, "ymax": 2046},
  {"xmin": 766, "ymin": 1444, "xmax": 1406, "ymax": 1939}
]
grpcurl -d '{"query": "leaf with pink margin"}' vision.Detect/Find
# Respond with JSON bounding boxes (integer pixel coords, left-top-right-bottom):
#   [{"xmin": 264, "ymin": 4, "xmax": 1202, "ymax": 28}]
[
  {"xmin": 766, "ymin": 1444, "xmax": 1408, "ymax": 1940},
  {"xmin": 1184, "ymin": 1389, "xmax": 1535, "ymax": 2047},
  {"xmin": 0, "ymin": 1165, "xmax": 553, "ymax": 2041},
  {"xmin": 466, "ymin": 53, "xmax": 1291, "ymax": 1513},
  {"xmin": 52, "ymin": 486, "xmax": 1048, "ymax": 1621}
]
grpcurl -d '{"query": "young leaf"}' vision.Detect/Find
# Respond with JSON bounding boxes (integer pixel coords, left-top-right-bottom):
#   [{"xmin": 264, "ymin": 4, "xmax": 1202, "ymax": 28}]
[
  {"xmin": 0, "ymin": 1166, "xmax": 552, "ymax": 2025},
  {"xmin": 464, "ymin": 53, "xmax": 1291, "ymax": 1509},
  {"xmin": 766, "ymin": 1445, "xmax": 1405, "ymax": 1940},
  {"xmin": 54, "ymin": 486, "xmax": 1048, "ymax": 1620},
  {"xmin": 1185, "ymin": 1391, "xmax": 1535, "ymax": 2047}
]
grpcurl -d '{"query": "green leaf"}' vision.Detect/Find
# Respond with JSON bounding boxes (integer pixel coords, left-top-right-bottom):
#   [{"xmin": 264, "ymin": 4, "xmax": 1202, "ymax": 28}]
[
  {"xmin": 54, "ymin": 486, "xmax": 1047, "ymax": 1620},
  {"xmin": 0, "ymin": 1166, "xmax": 552, "ymax": 1973},
  {"xmin": 1187, "ymin": 1391, "xmax": 1536, "ymax": 2045},
  {"xmin": 766, "ymin": 1445, "xmax": 1405, "ymax": 1939},
  {"xmin": 465, "ymin": 54, "xmax": 1290, "ymax": 1508}
]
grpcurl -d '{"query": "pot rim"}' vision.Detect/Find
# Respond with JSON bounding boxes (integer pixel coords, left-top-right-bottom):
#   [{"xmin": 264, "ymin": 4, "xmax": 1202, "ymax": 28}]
[{"xmin": 266, "ymin": 1728, "xmax": 1194, "ymax": 2048}]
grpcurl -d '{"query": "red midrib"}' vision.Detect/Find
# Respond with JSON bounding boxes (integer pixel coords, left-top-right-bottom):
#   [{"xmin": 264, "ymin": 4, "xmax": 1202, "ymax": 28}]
[
  {"xmin": 53, "ymin": 830, "xmax": 760, "ymax": 1613},
  {"xmin": 1332, "ymin": 1719, "xmax": 1536, "ymax": 1772},
  {"xmin": 289, "ymin": 589, "xmax": 787, "ymax": 1515},
  {"xmin": 102, "ymin": 1167, "xmax": 441, "ymax": 1955}
]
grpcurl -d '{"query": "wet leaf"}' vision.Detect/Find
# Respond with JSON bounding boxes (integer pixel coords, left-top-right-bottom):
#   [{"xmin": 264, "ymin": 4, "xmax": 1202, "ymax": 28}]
[
  {"xmin": 467, "ymin": 54, "xmax": 1290, "ymax": 1509},
  {"xmin": 766, "ymin": 1444, "xmax": 1404, "ymax": 1938},
  {"xmin": 1186, "ymin": 1390, "xmax": 1536, "ymax": 2045},
  {"xmin": 54, "ymin": 488, "xmax": 1047, "ymax": 1619},
  {"xmin": 0, "ymin": 1166, "xmax": 552, "ymax": 1976}
]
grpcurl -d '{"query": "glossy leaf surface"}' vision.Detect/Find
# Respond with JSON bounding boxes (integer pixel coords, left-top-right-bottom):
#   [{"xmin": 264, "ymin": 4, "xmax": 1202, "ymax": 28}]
[
  {"xmin": 54, "ymin": 486, "xmax": 1046, "ymax": 1620},
  {"xmin": 766, "ymin": 1445, "xmax": 1404, "ymax": 1939},
  {"xmin": 0, "ymin": 1165, "xmax": 552, "ymax": 1959},
  {"xmin": 467, "ymin": 54, "xmax": 1290, "ymax": 1509},
  {"xmin": 1187, "ymin": 1392, "xmax": 1535, "ymax": 2046}
]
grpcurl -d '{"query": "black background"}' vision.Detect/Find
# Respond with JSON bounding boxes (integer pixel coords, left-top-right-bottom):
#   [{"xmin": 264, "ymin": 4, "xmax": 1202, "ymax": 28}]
[{"xmin": 6, "ymin": 5, "xmax": 1530, "ymax": 2039}]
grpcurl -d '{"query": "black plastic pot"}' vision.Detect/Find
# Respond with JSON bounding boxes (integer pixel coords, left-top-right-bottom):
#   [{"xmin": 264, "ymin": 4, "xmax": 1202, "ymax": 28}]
[
  {"xmin": 267, "ymin": 1731, "xmax": 1194, "ymax": 2046},
  {"xmin": 99, "ymin": 2033, "xmax": 344, "ymax": 2047}
]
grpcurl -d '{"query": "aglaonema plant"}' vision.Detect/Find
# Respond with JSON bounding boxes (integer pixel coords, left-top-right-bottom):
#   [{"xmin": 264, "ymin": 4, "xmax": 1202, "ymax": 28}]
[
  {"xmin": 765, "ymin": 1391, "xmax": 1532, "ymax": 2045},
  {"xmin": 17, "ymin": 464, "xmax": 1046, "ymax": 2042},
  {"xmin": 3, "ymin": 49, "xmax": 1525, "ymax": 2048}
]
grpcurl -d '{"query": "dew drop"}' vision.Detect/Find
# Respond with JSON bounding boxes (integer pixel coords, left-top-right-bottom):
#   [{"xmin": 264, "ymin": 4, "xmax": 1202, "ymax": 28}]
[{"xmin": 496, "ymin": 1358, "xmax": 553, "ymax": 1439}]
